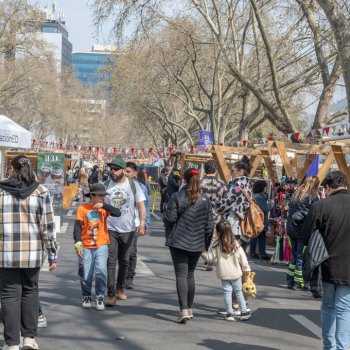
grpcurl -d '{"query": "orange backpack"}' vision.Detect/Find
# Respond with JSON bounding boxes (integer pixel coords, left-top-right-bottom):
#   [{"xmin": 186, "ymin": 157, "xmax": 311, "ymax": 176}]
[{"xmin": 240, "ymin": 190, "xmax": 265, "ymax": 238}]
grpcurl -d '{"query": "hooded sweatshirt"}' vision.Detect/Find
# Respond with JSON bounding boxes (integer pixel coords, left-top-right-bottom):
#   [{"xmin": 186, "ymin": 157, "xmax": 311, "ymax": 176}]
[
  {"xmin": 0, "ymin": 178, "xmax": 57, "ymax": 268},
  {"xmin": 0, "ymin": 176, "xmax": 39, "ymax": 199}
]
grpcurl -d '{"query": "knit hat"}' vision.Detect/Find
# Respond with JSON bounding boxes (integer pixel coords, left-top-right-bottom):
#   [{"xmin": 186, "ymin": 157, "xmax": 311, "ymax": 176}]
[{"xmin": 106, "ymin": 157, "xmax": 127, "ymax": 169}]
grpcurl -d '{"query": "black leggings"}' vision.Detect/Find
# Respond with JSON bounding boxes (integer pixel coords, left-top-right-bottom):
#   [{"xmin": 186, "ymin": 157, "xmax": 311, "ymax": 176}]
[{"xmin": 170, "ymin": 248, "xmax": 201, "ymax": 310}]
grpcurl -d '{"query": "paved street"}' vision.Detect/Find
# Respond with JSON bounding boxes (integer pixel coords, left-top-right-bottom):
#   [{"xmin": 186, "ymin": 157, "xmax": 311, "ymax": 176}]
[{"xmin": 1, "ymin": 204, "xmax": 323, "ymax": 350}]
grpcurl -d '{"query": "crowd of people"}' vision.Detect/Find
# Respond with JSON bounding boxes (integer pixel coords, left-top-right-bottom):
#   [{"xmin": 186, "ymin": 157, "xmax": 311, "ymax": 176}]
[{"xmin": 0, "ymin": 154, "xmax": 349, "ymax": 350}]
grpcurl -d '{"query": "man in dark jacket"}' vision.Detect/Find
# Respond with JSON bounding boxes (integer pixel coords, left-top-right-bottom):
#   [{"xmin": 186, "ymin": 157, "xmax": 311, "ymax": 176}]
[
  {"xmin": 159, "ymin": 167, "xmax": 169, "ymax": 213},
  {"xmin": 301, "ymin": 171, "xmax": 350, "ymax": 350},
  {"xmin": 166, "ymin": 168, "xmax": 181, "ymax": 200},
  {"xmin": 88, "ymin": 165, "xmax": 100, "ymax": 185},
  {"xmin": 201, "ymin": 160, "xmax": 226, "ymax": 270}
]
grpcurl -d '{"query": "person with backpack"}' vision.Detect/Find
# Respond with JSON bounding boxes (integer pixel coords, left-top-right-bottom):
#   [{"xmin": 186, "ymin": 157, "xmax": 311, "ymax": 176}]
[
  {"xmin": 88, "ymin": 165, "xmax": 100, "ymax": 185},
  {"xmin": 163, "ymin": 168, "xmax": 214, "ymax": 323},
  {"xmin": 217, "ymin": 156, "xmax": 253, "ymax": 250},
  {"xmin": 125, "ymin": 162, "xmax": 151, "ymax": 290},
  {"xmin": 104, "ymin": 158, "xmax": 146, "ymax": 306},
  {"xmin": 286, "ymin": 176, "xmax": 319, "ymax": 290}
]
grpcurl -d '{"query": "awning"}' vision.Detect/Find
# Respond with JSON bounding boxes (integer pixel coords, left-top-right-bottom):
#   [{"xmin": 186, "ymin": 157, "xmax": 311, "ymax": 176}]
[{"xmin": 0, "ymin": 115, "xmax": 32, "ymax": 149}]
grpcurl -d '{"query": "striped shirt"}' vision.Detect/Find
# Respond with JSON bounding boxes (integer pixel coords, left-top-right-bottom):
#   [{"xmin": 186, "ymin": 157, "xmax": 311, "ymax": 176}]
[{"xmin": 0, "ymin": 184, "xmax": 57, "ymax": 268}]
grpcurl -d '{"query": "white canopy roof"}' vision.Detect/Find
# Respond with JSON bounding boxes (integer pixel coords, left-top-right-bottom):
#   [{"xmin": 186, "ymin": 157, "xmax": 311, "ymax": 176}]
[{"xmin": 0, "ymin": 115, "xmax": 32, "ymax": 149}]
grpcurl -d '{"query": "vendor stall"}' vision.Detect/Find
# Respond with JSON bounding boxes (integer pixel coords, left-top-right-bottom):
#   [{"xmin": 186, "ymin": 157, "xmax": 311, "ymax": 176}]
[{"xmin": 0, "ymin": 115, "xmax": 32, "ymax": 178}]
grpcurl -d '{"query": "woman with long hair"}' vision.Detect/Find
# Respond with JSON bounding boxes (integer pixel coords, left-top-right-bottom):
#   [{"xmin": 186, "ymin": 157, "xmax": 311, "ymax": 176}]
[
  {"xmin": 163, "ymin": 168, "xmax": 214, "ymax": 323},
  {"xmin": 286, "ymin": 176, "xmax": 320, "ymax": 290},
  {"xmin": 0, "ymin": 155, "xmax": 58, "ymax": 350},
  {"xmin": 217, "ymin": 155, "xmax": 253, "ymax": 249}
]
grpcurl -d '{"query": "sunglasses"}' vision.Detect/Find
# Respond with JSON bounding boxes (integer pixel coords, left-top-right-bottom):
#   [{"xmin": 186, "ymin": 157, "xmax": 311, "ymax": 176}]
[{"xmin": 110, "ymin": 166, "xmax": 123, "ymax": 172}]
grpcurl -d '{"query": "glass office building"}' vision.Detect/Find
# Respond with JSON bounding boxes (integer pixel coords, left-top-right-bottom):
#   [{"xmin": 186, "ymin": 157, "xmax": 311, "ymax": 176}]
[
  {"xmin": 39, "ymin": 20, "xmax": 72, "ymax": 71},
  {"xmin": 72, "ymin": 52, "xmax": 113, "ymax": 87}
]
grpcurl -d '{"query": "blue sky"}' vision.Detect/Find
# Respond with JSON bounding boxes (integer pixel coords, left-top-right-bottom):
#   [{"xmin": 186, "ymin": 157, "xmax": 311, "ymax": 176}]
[{"xmin": 35, "ymin": 0, "xmax": 113, "ymax": 52}]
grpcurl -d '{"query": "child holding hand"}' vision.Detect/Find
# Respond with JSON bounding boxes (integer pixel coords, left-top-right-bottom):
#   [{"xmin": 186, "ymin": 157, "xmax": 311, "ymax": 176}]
[
  {"xmin": 202, "ymin": 220, "xmax": 252, "ymax": 321},
  {"xmin": 73, "ymin": 183, "xmax": 121, "ymax": 310}
]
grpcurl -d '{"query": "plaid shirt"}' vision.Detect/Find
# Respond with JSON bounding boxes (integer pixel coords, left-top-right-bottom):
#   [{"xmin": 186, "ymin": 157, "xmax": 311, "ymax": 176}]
[{"xmin": 0, "ymin": 184, "xmax": 58, "ymax": 268}]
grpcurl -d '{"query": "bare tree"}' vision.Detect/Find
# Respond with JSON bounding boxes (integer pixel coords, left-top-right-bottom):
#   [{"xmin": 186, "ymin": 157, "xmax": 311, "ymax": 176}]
[{"xmin": 316, "ymin": 0, "xmax": 350, "ymax": 119}]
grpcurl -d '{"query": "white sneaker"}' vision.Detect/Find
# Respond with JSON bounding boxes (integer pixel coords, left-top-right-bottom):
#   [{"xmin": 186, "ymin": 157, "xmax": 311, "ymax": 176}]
[
  {"xmin": 96, "ymin": 297, "xmax": 105, "ymax": 311},
  {"xmin": 1, "ymin": 344, "xmax": 20, "ymax": 350},
  {"xmin": 37, "ymin": 314, "xmax": 47, "ymax": 328},
  {"xmin": 23, "ymin": 337, "xmax": 39, "ymax": 349},
  {"xmin": 81, "ymin": 296, "xmax": 92, "ymax": 309},
  {"xmin": 233, "ymin": 310, "xmax": 251, "ymax": 321}
]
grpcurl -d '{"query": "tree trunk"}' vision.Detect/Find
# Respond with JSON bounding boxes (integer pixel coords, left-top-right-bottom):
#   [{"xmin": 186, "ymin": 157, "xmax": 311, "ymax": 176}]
[
  {"xmin": 313, "ymin": 57, "xmax": 342, "ymax": 128},
  {"xmin": 317, "ymin": 0, "xmax": 350, "ymax": 119}
]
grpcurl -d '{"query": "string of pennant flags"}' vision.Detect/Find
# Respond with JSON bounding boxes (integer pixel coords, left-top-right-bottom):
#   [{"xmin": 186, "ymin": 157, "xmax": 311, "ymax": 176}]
[
  {"xmin": 231, "ymin": 121, "xmax": 350, "ymax": 147},
  {"xmin": 30, "ymin": 140, "xmax": 198, "ymax": 157},
  {"xmin": 31, "ymin": 121, "xmax": 350, "ymax": 156}
]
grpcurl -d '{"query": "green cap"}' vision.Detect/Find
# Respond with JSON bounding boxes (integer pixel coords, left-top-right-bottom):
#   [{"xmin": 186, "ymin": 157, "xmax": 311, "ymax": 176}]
[{"xmin": 107, "ymin": 157, "xmax": 127, "ymax": 169}]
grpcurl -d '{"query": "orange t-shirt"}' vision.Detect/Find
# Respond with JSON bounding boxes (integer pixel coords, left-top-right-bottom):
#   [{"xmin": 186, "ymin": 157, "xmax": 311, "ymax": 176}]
[{"xmin": 76, "ymin": 203, "xmax": 110, "ymax": 248}]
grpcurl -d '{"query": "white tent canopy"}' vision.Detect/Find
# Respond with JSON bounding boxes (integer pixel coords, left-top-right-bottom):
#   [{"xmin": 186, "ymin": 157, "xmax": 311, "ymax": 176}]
[{"xmin": 0, "ymin": 115, "xmax": 32, "ymax": 149}]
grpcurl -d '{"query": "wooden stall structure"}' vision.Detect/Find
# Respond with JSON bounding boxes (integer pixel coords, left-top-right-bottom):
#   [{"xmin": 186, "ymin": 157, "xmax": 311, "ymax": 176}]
[
  {"xmin": 177, "ymin": 148, "xmax": 260, "ymax": 183},
  {"xmin": 212, "ymin": 141, "xmax": 350, "ymax": 185},
  {"xmin": 323, "ymin": 136, "xmax": 350, "ymax": 185}
]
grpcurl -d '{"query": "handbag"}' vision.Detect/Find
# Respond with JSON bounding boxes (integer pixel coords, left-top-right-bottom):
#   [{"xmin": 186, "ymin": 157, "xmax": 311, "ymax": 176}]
[{"xmin": 240, "ymin": 190, "xmax": 265, "ymax": 239}]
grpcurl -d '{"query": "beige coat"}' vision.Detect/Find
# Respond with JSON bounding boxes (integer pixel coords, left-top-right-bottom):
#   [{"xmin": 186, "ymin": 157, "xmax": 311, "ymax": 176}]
[{"xmin": 202, "ymin": 242, "xmax": 251, "ymax": 280}]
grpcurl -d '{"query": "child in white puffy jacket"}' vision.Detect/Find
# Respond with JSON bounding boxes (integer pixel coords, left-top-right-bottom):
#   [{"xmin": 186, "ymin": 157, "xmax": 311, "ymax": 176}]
[{"xmin": 202, "ymin": 220, "xmax": 251, "ymax": 321}]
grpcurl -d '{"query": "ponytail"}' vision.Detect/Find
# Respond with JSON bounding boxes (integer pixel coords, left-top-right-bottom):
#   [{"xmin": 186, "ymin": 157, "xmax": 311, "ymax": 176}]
[{"xmin": 184, "ymin": 168, "xmax": 201, "ymax": 205}]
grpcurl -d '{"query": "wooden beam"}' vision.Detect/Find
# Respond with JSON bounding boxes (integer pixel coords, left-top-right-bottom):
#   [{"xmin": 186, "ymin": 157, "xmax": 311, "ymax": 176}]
[
  {"xmin": 297, "ymin": 154, "xmax": 316, "ymax": 183},
  {"xmin": 180, "ymin": 153, "xmax": 186, "ymax": 178},
  {"xmin": 275, "ymin": 141, "xmax": 294, "ymax": 178},
  {"xmin": 249, "ymin": 154, "xmax": 263, "ymax": 177},
  {"xmin": 331, "ymin": 145, "xmax": 350, "ymax": 184},
  {"xmin": 318, "ymin": 150, "xmax": 335, "ymax": 183},
  {"xmin": 261, "ymin": 150, "xmax": 278, "ymax": 185},
  {"xmin": 211, "ymin": 145, "xmax": 259, "ymax": 156},
  {"xmin": 212, "ymin": 145, "xmax": 232, "ymax": 183}
]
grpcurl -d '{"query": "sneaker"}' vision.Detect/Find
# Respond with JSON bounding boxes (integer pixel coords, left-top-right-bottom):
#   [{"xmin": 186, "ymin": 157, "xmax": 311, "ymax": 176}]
[
  {"xmin": 96, "ymin": 297, "xmax": 105, "ymax": 311},
  {"xmin": 224, "ymin": 313, "xmax": 235, "ymax": 322},
  {"xmin": 188, "ymin": 308, "xmax": 193, "ymax": 319},
  {"xmin": 81, "ymin": 296, "xmax": 92, "ymax": 309},
  {"xmin": 176, "ymin": 309, "xmax": 190, "ymax": 323},
  {"xmin": 105, "ymin": 295, "xmax": 116, "ymax": 307},
  {"xmin": 233, "ymin": 310, "xmax": 251, "ymax": 321},
  {"xmin": 1, "ymin": 345, "xmax": 20, "ymax": 350},
  {"xmin": 116, "ymin": 289, "xmax": 127, "ymax": 300},
  {"xmin": 126, "ymin": 279, "xmax": 134, "ymax": 290},
  {"xmin": 23, "ymin": 337, "xmax": 39, "ymax": 350},
  {"xmin": 37, "ymin": 314, "xmax": 47, "ymax": 328}
]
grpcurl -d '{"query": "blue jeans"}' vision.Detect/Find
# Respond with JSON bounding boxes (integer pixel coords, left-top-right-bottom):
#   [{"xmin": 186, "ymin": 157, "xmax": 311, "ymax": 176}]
[
  {"xmin": 321, "ymin": 282, "xmax": 350, "ymax": 350},
  {"xmin": 250, "ymin": 231, "xmax": 267, "ymax": 257},
  {"xmin": 81, "ymin": 245, "xmax": 109, "ymax": 298},
  {"xmin": 222, "ymin": 279, "xmax": 247, "ymax": 315}
]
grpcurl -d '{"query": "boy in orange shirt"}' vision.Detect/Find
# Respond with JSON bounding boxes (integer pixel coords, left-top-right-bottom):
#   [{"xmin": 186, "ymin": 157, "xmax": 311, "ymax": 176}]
[{"xmin": 73, "ymin": 183, "xmax": 121, "ymax": 310}]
